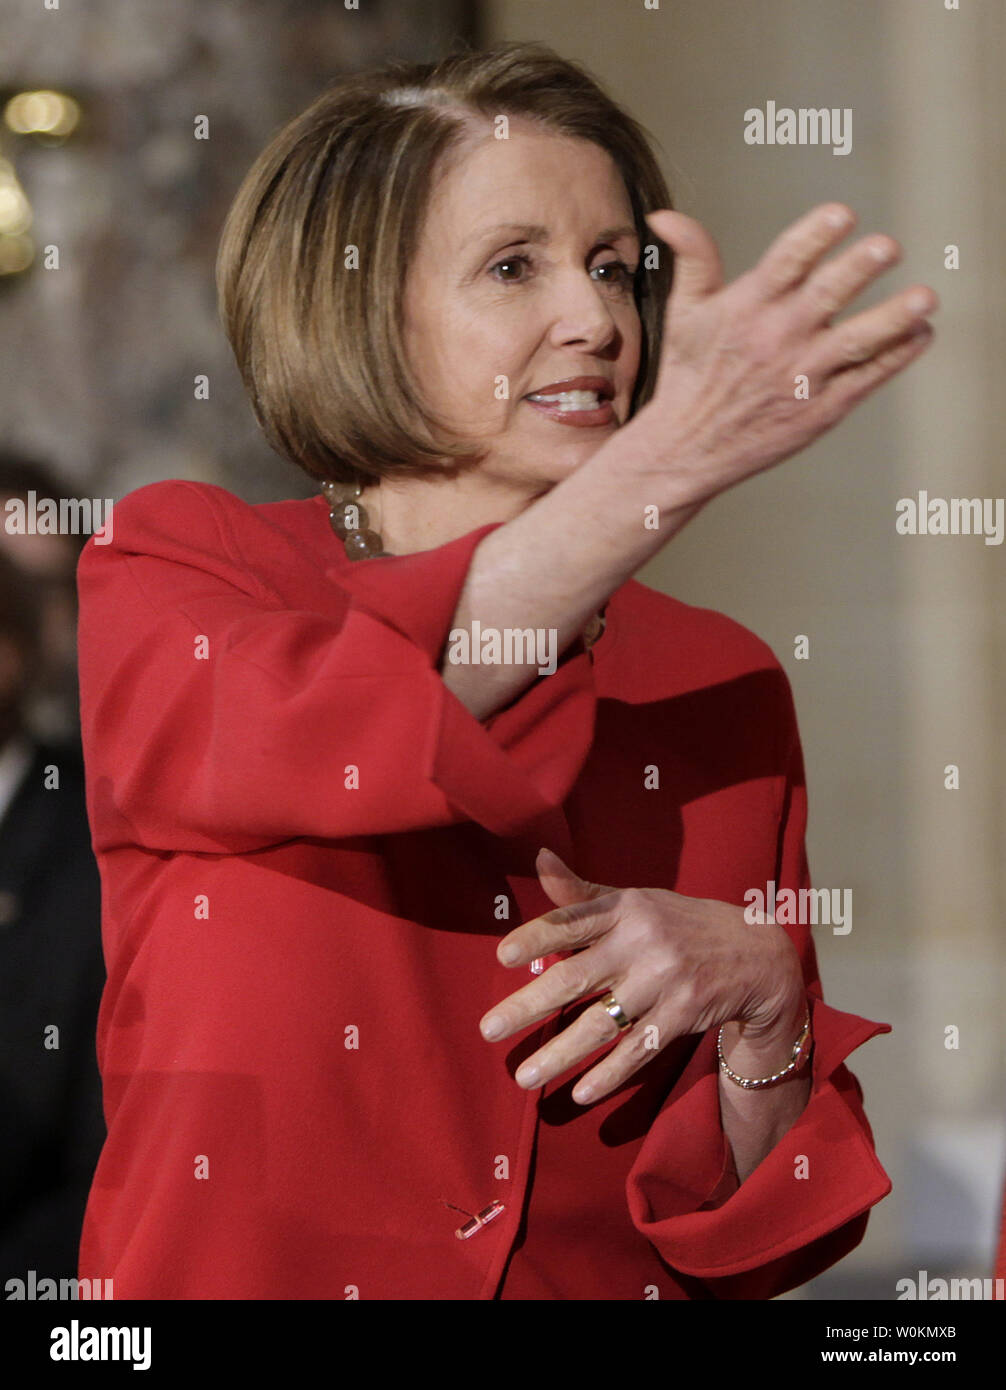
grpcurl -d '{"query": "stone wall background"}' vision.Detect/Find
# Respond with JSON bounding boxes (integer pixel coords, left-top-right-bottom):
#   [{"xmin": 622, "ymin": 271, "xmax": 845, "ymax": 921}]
[{"xmin": 2, "ymin": 0, "xmax": 478, "ymax": 502}]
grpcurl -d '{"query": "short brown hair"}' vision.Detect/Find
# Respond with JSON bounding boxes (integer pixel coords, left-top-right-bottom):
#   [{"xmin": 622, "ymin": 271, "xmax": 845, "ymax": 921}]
[{"xmin": 215, "ymin": 40, "xmax": 674, "ymax": 487}]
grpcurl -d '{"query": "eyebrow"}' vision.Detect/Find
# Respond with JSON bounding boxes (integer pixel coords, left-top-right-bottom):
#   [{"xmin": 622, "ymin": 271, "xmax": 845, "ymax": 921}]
[{"xmin": 463, "ymin": 222, "xmax": 639, "ymax": 249}]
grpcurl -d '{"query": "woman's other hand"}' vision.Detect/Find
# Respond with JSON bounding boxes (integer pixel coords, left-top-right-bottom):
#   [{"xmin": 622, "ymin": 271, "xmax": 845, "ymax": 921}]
[
  {"xmin": 479, "ymin": 848, "xmax": 805, "ymax": 1105},
  {"xmin": 630, "ymin": 203, "xmax": 937, "ymax": 504}
]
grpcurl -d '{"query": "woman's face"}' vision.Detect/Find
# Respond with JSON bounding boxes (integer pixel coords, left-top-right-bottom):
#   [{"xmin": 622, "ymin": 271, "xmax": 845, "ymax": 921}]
[{"xmin": 401, "ymin": 117, "xmax": 643, "ymax": 491}]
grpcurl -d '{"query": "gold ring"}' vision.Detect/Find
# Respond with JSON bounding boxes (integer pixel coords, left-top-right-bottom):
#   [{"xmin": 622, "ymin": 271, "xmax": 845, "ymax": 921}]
[{"xmin": 600, "ymin": 991, "xmax": 634, "ymax": 1031}]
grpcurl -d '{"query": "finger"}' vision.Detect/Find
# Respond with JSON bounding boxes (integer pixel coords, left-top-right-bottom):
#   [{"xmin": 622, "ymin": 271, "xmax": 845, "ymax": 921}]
[
  {"xmin": 823, "ymin": 317, "xmax": 935, "ymax": 407},
  {"xmin": 535, "ymin": 847, "xmax": 616, "ymax": 908},
  {"xmin": 512, "ymin": 988, "xmax": 650, "ymax": 1091},
  {"xmin": 568, "ymin": 1007, "xmax": 668, "ymax": 1104},
  {"xmin": 496, "ymin": 893, "xmax": 619, "ymax": 967},
  {"xmin": 795, "ymin": 233, "xmax": 902, "ymax": 326},
  {"xmin": 480, "ymin": 947, "xmax": 619, "ymax": 1042},
  {"xmin": 749, "ymin": 202, "xmax": 857, "ymax": 300},
  {"xmin": 810, "ymin": 283, "xmax": 938, "ymax": 375},
  {"xmin": 644, "ymin": 209, "xmax": 724, "ymax": 308}
]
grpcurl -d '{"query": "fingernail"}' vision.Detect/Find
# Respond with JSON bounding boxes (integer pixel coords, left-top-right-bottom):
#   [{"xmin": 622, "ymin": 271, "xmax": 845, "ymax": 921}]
[
  {"xmin": 482, "ymin": 1016, "xmax": 504, "ymax": 1039},
  {"xmin": 499, "ymin": 944, "xmax": 520, "ymax": 964},
  {"xmin": 516, "ymin": 1063, "xmax": 539, "ymax": 1086},
  {"xmin": 825, "ymin": 206, "xmax": 852, "ymax": 228},
  {"xmin": 573, "ymin": 1083, "xmax": 594, "ymax": 1104},
  {"xmin": 909, "ymin": 291, "xmax": 934, "ymax": 314}
]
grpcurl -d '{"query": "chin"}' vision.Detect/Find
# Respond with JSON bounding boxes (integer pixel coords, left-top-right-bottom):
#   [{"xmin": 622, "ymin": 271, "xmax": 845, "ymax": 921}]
[
  {"xmin": 524, "ymin": 451, "xmax": 592, "ymax": 487},
  {"xmin": 487, "ymin": 425, "xmax": 620, "ymax": 490},
  {"xmin": 551, "ymin": 429, "xmax": 618, "ymax": 468}
]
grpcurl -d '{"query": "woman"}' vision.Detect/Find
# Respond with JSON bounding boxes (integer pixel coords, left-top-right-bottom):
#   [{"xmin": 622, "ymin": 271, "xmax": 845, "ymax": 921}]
[{"xmin": 76, "ymin": 41, "xmax": 936, "ymax": 1299}]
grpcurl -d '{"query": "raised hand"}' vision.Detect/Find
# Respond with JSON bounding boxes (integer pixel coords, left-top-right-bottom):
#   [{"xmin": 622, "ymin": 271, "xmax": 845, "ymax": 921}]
[{"xmin": 630, "ymin": 203, "xmax": 937, "ymax": 503}]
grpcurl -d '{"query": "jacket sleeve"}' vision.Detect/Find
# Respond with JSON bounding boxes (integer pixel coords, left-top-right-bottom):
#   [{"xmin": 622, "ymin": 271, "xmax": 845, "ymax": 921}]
[
  {"xmin": 76, "ymin": 480, "xmax": 598, "ymax": 854},
  {"xmin": 624, "ymin": 668, "xmax": 893, "ymax": 1298}
]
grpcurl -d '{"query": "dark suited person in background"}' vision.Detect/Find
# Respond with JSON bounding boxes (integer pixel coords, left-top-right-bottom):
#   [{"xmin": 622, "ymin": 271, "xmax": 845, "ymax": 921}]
[
  {"xmin": 0, "ymin": 456, "xmax": 105, "ymax": 1290},
  {"xmin": 0, "ymin": 456, "xmax": 85, "ymax": 744}
]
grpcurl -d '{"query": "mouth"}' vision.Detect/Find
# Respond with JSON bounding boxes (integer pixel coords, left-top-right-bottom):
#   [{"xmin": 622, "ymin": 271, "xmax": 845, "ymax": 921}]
[{"xmin": 523, "ymin": 377, "xmax": 617, "ymax": 427}]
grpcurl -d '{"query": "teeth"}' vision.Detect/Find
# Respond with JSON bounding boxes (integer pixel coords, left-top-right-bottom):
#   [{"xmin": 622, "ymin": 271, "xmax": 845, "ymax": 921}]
[{"xmin": 528, "ymin": 389, "xmax": 603, "ymax": 411}]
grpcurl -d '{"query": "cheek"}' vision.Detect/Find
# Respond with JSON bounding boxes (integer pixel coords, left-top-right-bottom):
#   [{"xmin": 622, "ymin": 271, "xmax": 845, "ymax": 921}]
[{"xmin": 442, "ymin": 316, "xmax": 533, "ymax": 403}]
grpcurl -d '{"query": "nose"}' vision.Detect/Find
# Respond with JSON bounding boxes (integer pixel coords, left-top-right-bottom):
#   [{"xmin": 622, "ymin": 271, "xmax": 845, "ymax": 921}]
[{"xmin": 546, "ymin": 267, "xmax": 620, "ymax": 355}]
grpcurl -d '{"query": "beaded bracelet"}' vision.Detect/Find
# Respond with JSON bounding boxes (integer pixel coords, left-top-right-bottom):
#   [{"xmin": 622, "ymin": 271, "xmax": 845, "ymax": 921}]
[{"xmin": 717, "ymin": 1010, "xmax": 812, "ymax": 1090}]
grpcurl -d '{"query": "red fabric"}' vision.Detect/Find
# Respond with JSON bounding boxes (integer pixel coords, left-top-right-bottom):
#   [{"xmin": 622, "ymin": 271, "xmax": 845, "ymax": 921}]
[
  {"xmin": 996, "ymin": 1192, "xmax": 1006, "ymax": 1281},
  {"xmin": 76, "ymin": 479, "xmax": 892, "ymax": 1299}
]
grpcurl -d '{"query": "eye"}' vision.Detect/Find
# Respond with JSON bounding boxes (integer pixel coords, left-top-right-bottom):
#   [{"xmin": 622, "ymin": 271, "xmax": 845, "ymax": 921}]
[
  {"xmin": 486, "ymin": 254, "xmax": 638, "ymax": 288},
  {"xmin": 591, "ymin": 260, "xmax": 636, "ymax": 289},
  {"xmin": 489, "ymin": 254, "xmax": 532, "ymax": 283}
]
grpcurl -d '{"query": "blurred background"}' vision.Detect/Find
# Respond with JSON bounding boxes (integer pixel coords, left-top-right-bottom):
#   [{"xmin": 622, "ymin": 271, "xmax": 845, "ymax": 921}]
[{"xmin": 1, "ymin": 0, "xmax": 1002, "ymax": 1297}]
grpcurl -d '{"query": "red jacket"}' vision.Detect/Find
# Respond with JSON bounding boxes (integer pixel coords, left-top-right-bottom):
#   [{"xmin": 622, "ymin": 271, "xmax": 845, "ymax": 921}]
[{"xmin": 76, "ymin": 479, "xmax": 892, "ymax": 1299}]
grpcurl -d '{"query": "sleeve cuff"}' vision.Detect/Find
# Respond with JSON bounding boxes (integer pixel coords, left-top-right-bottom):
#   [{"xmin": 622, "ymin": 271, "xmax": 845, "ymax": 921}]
[
  {"xmin": 625, "ymin": 994, "xmax": 893, "ymax": 1280},
  {"xmin": 326, "ymin": 523, "xmax": 599, "ymax": 838},
  {"xmin": 322, "ymin": 522, "xmax": 505, "ymax": 661}
]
